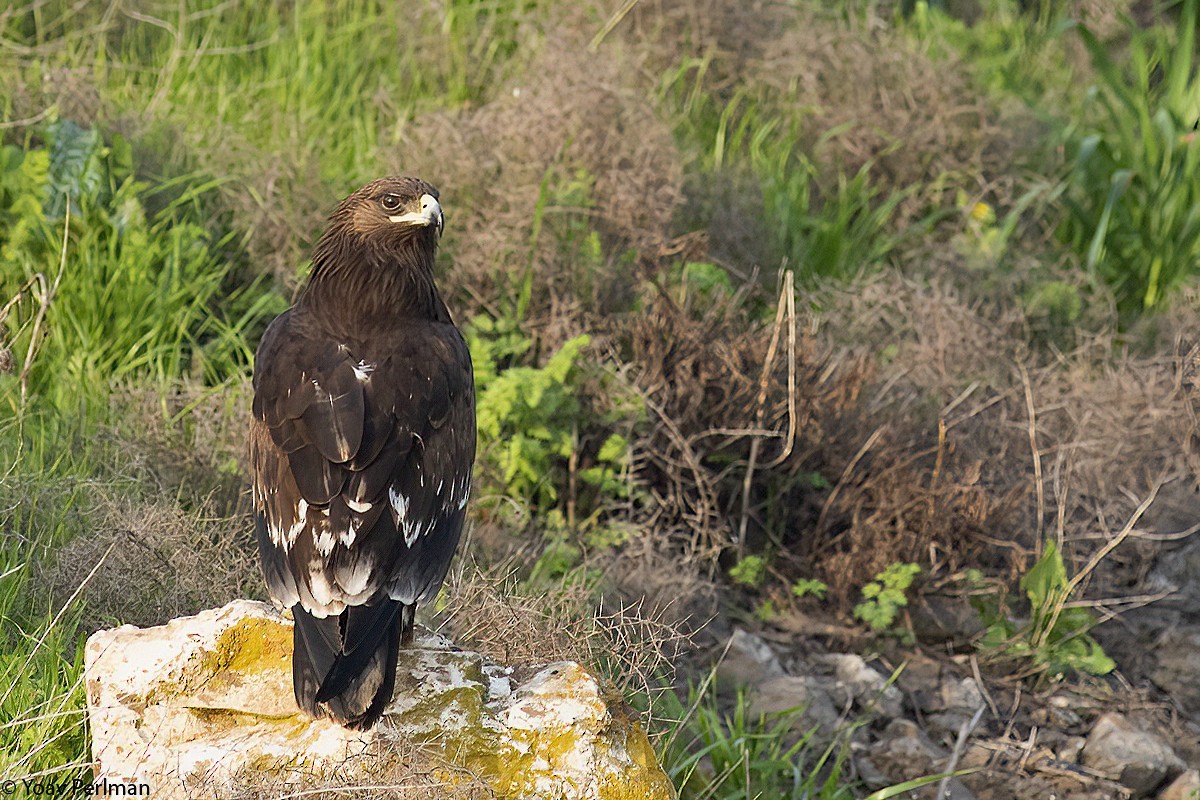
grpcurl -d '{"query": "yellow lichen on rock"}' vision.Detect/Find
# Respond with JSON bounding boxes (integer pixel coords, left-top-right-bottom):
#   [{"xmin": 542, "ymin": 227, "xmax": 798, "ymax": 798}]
[{"xmin": 87, "ymin": 600, "xmax": 676, "ymax": 800}]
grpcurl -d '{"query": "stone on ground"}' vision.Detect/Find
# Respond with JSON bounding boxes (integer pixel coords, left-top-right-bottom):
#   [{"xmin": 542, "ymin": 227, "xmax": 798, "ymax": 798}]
[
  {"xmin": 1080, "ymin": 712, "xmax": 1185, "ymax": 797},
  {"xmin": 85, "ymin": 599, "xmax": 675, "ymax": 800}
]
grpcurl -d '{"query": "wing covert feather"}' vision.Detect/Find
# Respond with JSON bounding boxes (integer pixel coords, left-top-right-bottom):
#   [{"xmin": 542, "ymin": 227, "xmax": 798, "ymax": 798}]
[{"xmin": 251, "ymin": 314, "xmax": 475, "ymax": 615}]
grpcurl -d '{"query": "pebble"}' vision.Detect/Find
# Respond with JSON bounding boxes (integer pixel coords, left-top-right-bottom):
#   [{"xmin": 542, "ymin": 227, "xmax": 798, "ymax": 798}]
[{"xmin": 1080, "ymin": 712, "xmax": 1186, "ymax": 796}]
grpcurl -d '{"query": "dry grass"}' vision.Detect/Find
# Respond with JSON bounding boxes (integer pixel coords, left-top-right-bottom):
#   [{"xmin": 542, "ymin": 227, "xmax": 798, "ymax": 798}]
[
  {"xmin": 41, "ymin": 496, "xmax": 261, "ymax": 632},
  {"xmin": 393, "ymin": 28, "xmax": 683, "ymax": 340},
  {"xmin": 227, "ymin": 739, "xmax": 493, "ymax": 800},
  {"xmin": 797, "ymin": 270, "xmax": 1199, "ymax": 603},
  {"xmin": 753, "ymin": 11, "xmax": 1018, "ymax": 222},
  {"xmin": 596, "ymin": 251, "xmax": 1198, "ymax": 616},
  {"xmin": 437, "ymin": 556, "xmax": 692, "ymax": 702}
]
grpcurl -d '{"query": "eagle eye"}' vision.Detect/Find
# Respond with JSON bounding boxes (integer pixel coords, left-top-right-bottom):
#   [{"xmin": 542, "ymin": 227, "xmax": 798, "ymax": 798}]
[{"xmin": 380, "ymin": 194, "xmax": 402, "ymax": 212}]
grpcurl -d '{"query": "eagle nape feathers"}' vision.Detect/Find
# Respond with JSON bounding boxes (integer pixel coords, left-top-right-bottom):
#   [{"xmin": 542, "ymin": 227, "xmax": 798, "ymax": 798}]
[{"xmin": 249, "ymin": 176, "xmax": 475, "ymax": 730}]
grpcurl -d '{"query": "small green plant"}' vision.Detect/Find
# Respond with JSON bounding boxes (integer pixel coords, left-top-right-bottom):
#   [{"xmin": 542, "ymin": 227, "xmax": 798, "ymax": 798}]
[
  {"xmin": 1058, "ymin": 2, "xmax": 1200, "ymax": 317},
  {"xmin": 660, "ymin": 683, "xmax": 856, "ymax": 800},
  {"xmin": 975, "ymin": 539, "xmax": 1114, "ymax": 681},
  {"xmin": 658, "ymin": 677, "xmax": 953, "ymax": 799},
  {"xmin": 473, "ymin": 331, "xmax": 587, "ymax": 508},
  {"xmin": 470, "ymin": 322, "xmax": 640, "ymax": 521},
  {"xmin": 791, "ymin": 578, "xmax": 829, "ymax": 601},
  {"xmin": 853, "ymin": 563, "xmax": 920, "ymax": 632},
  {"xmin": 729, "ymin": 554, "xmax": 767, "ymax": 588},
  {"xmin": 1023, "ymin": 279, "xmax": 1085, "ymax": 347}
]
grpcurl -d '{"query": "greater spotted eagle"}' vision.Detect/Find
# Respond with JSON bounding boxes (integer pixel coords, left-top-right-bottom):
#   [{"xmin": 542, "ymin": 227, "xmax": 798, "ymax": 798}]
[{"xmin": 249, "ymin": 177, "xmax": 475, "ymax": 729}]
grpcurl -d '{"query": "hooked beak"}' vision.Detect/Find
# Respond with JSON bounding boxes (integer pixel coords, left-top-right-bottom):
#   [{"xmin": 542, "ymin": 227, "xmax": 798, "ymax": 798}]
[{"xmin": 387, "ymin": 193, "xmax": 444, "ymax": 236}]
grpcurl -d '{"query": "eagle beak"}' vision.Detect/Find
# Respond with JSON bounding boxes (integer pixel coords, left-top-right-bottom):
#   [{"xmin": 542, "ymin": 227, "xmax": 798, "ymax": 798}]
[{"xmin": 388, "ymin": 193, "xmax": 444, "ymax": 236}]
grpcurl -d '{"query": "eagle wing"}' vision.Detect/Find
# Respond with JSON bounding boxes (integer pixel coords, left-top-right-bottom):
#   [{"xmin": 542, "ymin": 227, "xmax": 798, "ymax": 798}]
[{"xmin": 250, "ymin": 310, "xmax": 475, "ymax": 618}]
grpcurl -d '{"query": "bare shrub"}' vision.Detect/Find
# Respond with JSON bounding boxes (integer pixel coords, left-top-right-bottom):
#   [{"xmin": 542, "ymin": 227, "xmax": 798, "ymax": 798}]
[
  {"xmin": 755, "ymin": 14, "xmax": 1024, "ymax": 225},
  {"xmin": 606, "ymin": 254, "xmax": 1199, "ymax": 615},
  {"xmin": 392, "ymin": 30, "xmax": 684, "ymax": 336},
  {"xmin": 623, "ymin": 0, "xmax": 798, "ymax": 87}
]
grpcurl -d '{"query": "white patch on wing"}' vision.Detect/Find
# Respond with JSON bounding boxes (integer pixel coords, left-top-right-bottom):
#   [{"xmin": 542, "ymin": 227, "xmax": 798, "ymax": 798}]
[
  {"xmin": 403, "ymin": 518, "xmax": 420, "ymax": 548},
  {"xmin": 442, "ymin": 473, "xmax": 472, "ymax": 514},
  {"xmin": 338, "ymin": 559, "xmax": 374, "ymax": 597},
  {"xmin": 308, "ymin": 569, "xmax": 338, "ymax": 607},
  {"xmin": 346, "ymin": 497, "xmax": 372, "ymax": 513},
  {"xmin": 271, "ymin": 499, "xmax": 309, "ymax": 551},
  {"xmin": 314, "ymin": 528, "xmax": 336, "ymax": 556},
  {"xmin": 340, "ymin": 513, "xmax": 361, "ymax": 548},
  {"xmin": 302, "ymin": 602, "xmax": 343, "ymax": 619},
  {"xmin": 389, "ymin": 487, "xmax": 410, "ymax": 522},
  {"xmin": 389, "ymin": 487, "xmax": 421, "ymax": 547},
  {"xmin": 352, "ymin": 360, "xmax": 375, "ymax": 382}
]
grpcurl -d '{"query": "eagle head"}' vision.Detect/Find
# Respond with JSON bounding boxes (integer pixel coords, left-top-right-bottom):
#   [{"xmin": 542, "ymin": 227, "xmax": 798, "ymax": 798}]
[
  {"xmin": 304, "ymin": 176, "xmax": 450, "ymax": 325},
  {"xmin": 333, "ymin": 176, "xmax": 444, "ymax": 248}
]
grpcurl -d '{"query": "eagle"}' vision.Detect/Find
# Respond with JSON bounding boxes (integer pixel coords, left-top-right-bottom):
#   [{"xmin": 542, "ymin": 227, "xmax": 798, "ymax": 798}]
[{"xmin": 249, "ymin": 176, "xmax": 475, "ymax": 729}]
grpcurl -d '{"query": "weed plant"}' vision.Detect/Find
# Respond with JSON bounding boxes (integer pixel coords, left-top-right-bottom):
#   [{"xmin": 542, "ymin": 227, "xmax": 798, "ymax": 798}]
[
  {"xmin": 1058, "ymin": 0, "xmax": 1200, "ymax": 317},
  {"xmin": 661, "ymin": 71, "xmax": 906, "ymax": 283},
  {"xmin": 657, "ymin": 678, "xmax": 950, "ymax": 800},
  {"xmin": 0, "ymin": 121, "xmax": 278, "ymax": 417}
]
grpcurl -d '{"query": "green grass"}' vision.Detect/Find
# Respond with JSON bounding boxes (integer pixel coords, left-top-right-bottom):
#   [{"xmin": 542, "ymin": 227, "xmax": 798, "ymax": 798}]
[
  {"xmin": 661, "ymin": 64, "xmax": 908, "ymax": 284},
  {"xmin": 0, "ymin": 120, "xmax": 280, "ymax": 418},
  {"xmin": 656, "ymin": 677, "xmax": 951, "ymax": 800},
  {"xmin": 1058, "ymin": 0, "xmax": 1200, "ymax": 317},
  {"xmin": 8, "ymin": 0, "xmax": 544, "ymax": 182},
  {"xmin": 659, "ymin": 683, "xmax": 858, "ymax": 799},
  {"xmin": 0, "ymin": 471, "xmax": 107, "ymax": 784}
]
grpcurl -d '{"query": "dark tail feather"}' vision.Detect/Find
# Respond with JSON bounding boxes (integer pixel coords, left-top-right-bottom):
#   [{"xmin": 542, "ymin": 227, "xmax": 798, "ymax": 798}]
[
  {"xmin": 291, "ymin": 608, "xmax": 340, "ymax": 719},
  {"xmin": 292, "ymin": 601, "xmax": 408, "ymax": 730},
  {"xmin": 400, "ymin": 603, "xmax": 415, "ymax": 646}
]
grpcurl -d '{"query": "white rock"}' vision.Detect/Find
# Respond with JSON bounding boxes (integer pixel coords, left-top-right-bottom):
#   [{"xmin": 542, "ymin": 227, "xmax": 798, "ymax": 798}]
[
  {"xmin": 85, "ymin": 600, "xmax": 675, "ymax": 799},
  {"xmin": 940, "ymin": 677, "xmax": 984, "ymax": 713}
]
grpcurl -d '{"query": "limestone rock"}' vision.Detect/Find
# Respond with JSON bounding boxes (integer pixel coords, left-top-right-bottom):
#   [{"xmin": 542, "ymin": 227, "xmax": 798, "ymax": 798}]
[
  {"xmin": 816, "ymin": 653, "xmax": 904, "ymax": 719},
  {"xmin": 715, "ymin": 628, "xmax": 784, "ymax": 688},
  {"xmin": 1081, "ymin": 712, "xmax": 1186, "ymax": 796},
  {"xmin": 85, "ymin": 600, "xmax": 675, "ymax": 800},
  {"xmin": 940, "ymin": 677, "xmax": 984, "ymax": 714},
  {"xmin": 747, "ymin": 675, "xmax": 840, "ymax": 736}
]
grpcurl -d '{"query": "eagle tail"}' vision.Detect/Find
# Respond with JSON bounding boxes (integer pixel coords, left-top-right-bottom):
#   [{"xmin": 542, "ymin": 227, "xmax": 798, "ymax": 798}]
[
  {"xmin": 292, "ymin": 601, "xmax": 409, "ymax": 730},
  {"xmin": 400, "ymin": 602, "xmax": 415, "ymax": 646}
]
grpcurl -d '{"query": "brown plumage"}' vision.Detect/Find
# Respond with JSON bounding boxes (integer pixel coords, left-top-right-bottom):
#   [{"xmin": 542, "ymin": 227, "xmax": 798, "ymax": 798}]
[{"xmin": 249, "ymin": 177, "xmax": 475, "ymax": 729}]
